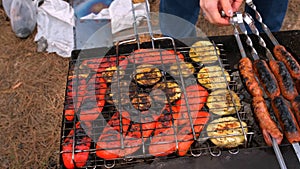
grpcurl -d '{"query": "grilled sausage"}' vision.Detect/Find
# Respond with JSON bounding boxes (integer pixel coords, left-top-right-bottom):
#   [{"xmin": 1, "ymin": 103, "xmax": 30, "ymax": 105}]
[
  {"xmin": 96, "ymin": 111, "xmax": 131, "ymax": 160},
  {"xmin": 273, "ymin": 45, "xmax": 300, "ymax": 79},
  {"xmin": 292, "ymin": 95, "xmax": 300, "ymax": 126},
  {"xmin": 269, "ymin": 60, "xmax": 298, "ymax": 101},
  {"xmin": 253, "ymin": 60, "xmax": 280, "ymax": 99},
  {"xmin": 252, "ymin": 96, "xmax": 283, "ymax": 146},
  {"xmin": 62, "ymin": 122, "xmax": 92, "ymax": 169},
  {"xmin": 296, "ymin": 78, "xmax": 300, "ymax": 93},
  {"xmin": 128, "ymin": 49, "xmax": 185, "ymax": 65},
  {"xmin": 177, "ymin": 111, "xmax": 210, "ymax": 156},
  {"xmin": 271, "ymin": 96, "xmax": 300, "ymax": 143},
  {"xmin": 238, "ymin": 57, "xmax": 263, "ymax": 97}
]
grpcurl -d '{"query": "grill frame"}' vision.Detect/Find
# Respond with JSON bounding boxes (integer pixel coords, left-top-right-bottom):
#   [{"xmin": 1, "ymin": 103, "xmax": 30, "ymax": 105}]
[{"xmin": 59, "ymin": 35, "xmax": 260, "ymax": 168}]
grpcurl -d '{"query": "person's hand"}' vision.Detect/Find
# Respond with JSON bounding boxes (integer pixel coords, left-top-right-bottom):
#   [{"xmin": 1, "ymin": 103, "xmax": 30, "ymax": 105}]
[{"xmin": 200, "ymin": 0, "xmax": 243, "ymax": 25}]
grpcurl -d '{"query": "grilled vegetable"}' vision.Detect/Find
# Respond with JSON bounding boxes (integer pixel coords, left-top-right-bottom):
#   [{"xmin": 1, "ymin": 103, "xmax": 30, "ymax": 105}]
[
  {"xmin": 269, "ymin": 60, "xmax": 298, "ymax": 101},
  {"xmin": 134, "ymin": 64, "xmax": 162, "ymax": 86},
  {"xmin": 273, "ymin": 45, "xmax": 300, "ymax": 79},
  {"xmin": 177, "ymin": 111, "xmax": 210, "ymax": 156},
  {"xmin": 79, "ymin": 74, "xmax": 107, "ymax": 121},
  {"xmin": 296, "ymin": 78, "xmax": 300, "ymax": 93},
  {"xmin": 149, "ymin": 108, "xmax": 178, "ymax": 157},
  {"xmin": 252, "ymin": 96, "xmax": 283, "ymax": 146},
  {"xmin": 253, "ymin": 60, "xmax": 280, "ymax": 99},
  {"xmin": 65, "ymin": 75, "xmax": 94, "ymax": 121},
  {"xmin": 96, "ymin": 111, "xmax": 131, "ymax": 160},
  {"xmin": 189, "ymin": 40, "xmax": 220, "ymax": 64},
  {"xmin": 101, "ymin": 66, "xmax": 125, "ymax": 83},
  {"xmin": 206, "ymin": 116, "xmax": 248, "ymax": 148},
  {"xmin": 206, "ymin": 89, "xmax": 241, "ymax": 116},
  {"xmin": 271, "ymin": 96, "xmax": 300, "ymax": 143},
  {"xmin": 197, "ymin": 65, "xmax": 231, "ymax": 90},
  {"xmin": 128, "ymin": 49, "xmax": 185, "ymax": 65},
  {"xmin": 292, "ymin": 95, "xmax": 300, "ymax": 126},
  {"xmin": 174, "ymin": 84, "xmax": 208, "ymax": 126},
  {"xmin": 238, "ymin": 57, "xmax": 263, "ymax": 97},
  {"xmin": 131, "ymin": 93, "xmax": 152, "ymax": 111},
  {"xmin": 119, "ymin": 111, "xmax": 157, "ymax": 157},
  {"xmin": 105, "ymin": 80, "xmax": 132, "ymax": 105},
  {"xmin": 169, "ymin": 62, "xmax": 195, "ymax": 77},
  {"xmin": 151, "ymin": 81, "xmax": 181, "ymax": 104},
  {"xmin": 62, "ymin": 122, "xmax": 92, "ymax": 169},
  {"xmin": 80, "ymin": 55, "xmax": 128, "ymax": 73}
]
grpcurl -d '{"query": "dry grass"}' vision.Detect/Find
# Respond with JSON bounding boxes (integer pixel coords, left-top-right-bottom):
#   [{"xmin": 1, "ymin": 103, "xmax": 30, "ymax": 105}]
[{"xmin": 0, "ymin": 0, "xmax": 299, "ymax": 168}]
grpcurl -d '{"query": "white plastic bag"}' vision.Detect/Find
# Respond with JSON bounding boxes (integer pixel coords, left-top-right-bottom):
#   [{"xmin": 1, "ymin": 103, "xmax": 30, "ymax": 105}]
[
  {"xmin": 10, "ymin": 0, "xmax": 37, "ymax": 38},
  {"xmin": 2, "ymin": 0, "xmax": 13, "ymax": 18}
]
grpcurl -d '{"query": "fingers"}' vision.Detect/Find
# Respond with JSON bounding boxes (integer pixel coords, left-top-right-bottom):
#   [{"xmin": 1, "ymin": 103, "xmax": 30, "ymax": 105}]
[
  {"xmin": 231, "ymin": 0, "xmax": 244, "ymax": 12},
  {"xmin": 200, "ymin": 0, "xmax": 242, "ymax": 26},
  {"xmin": 220, "ymin": 0, "xmax": 233, "ymax": 17}
]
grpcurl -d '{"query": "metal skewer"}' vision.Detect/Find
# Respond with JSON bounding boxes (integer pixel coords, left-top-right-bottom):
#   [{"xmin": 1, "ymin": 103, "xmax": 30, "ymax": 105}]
[
  {"xmin": 245, "ymin": 0, "xmax": 279, "ymax": 46},
  {"xmin": 230, "ymin": 12, "xmax": 288, "ymax": 169},
  {"xmin": 243, "ymin": 11, "xmax": 300, "ymax": 164}
]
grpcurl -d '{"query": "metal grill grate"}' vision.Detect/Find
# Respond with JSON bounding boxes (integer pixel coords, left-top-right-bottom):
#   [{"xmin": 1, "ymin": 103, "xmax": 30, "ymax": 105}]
[
  {"xmin": 59, "ymin": 1, "xmax": 257, "ymax": 168},
  {"xmin": 59, "ymin": 37, "xmax": 256, "ymax": 168}
]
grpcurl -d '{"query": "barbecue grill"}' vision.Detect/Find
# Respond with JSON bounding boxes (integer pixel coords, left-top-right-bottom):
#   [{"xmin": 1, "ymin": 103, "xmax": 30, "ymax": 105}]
[{"xmin": 60, "ymin": 1, "xmax": 300, "ymax": 169}]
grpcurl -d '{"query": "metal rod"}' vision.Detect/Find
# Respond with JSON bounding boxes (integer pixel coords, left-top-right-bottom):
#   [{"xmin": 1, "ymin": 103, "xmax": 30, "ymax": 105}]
[
  {"xmin": 272, "ymin": 137, "xmax": 288, "ymax": 169},
  {"xmin": 231, "ymin": 13, "xmax": 288, "ymax": 169},
  {"xmin": 245, "ymin": 0, "xmax": 279, "ymax": 46},
  {"xmin": 232, "ymin": 12, "xmax": 260, "ymax": 60},
  {"xmin": 292, "ymin": 143, "xmax": 300, "ymax": 163},
  {"xmin": 131, "ymin": 1, "xmax": 141, "ymax": 49},
  {"xmin": 243, "ymin": 13, "xmax": 275, "ymax": 60}
]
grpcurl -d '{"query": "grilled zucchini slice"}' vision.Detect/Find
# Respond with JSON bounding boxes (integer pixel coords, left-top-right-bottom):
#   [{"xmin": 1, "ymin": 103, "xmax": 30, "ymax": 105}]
[
  {"xmin": 206, "ymin": 89, "xmax": 241, "ymax": 116},
  {"xmin": 189, "ymin": 40, "xmax": 220, "ymax": 64},
  {"xmin": 151, "ymin": 81, "xmax": 181, "ymax": 104},
  {"xmin": 197, "ymin": 65, "xmax": 230, "ymax": 90},
  {"xmin": 169, "ymin": 62, "xmax": 195, "ymax": 77},
  {"xmin": 134, "ymin": 64, "xmax": 162, "ymax": 86},
  {"xmin": 206, "ymin": 116, "xmax": 248, "ymax": 148}
]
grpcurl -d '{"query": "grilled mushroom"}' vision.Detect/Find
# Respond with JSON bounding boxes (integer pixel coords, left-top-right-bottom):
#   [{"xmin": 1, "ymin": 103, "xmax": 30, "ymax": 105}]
[
  {"xmin": 189, "ymin": 40, "xmax": 220, "ymax": 64},
  {"xmin": 206, "ymin": 116, "xmax": 248, "ymax": 148},
  {"xmin": 206, "ymin": 89, "xmax": 241, "ymax": 116},
  {"xmin": 197, "ymin": 65, "xmax": 231, "ymax": 90},
  {"xmin": 133, "ymin": 64, "xmax": 162, "ymax": 86}
]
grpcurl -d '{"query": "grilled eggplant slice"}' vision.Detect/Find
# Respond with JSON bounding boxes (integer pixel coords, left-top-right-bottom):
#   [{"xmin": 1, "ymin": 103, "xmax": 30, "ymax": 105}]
[
  {"xmin": 189, "ymin": 40, "xmax": 220, "ymax": 64},
  {"xmin": 197, "ymin": 65, "xmax": 230, "ymax": 90},
  {"xmin": 151, "ymin": 81, "xmax": 181, "ymax": 104},
  {"xmin": 131, "ymin": 93, "xmax": 152, "ymax": 111},
  {"xmin": 206, "ymin": 89, "xmax": 241, "ymax": 116},
  {"xmin": 169, "ymin": 62, "xmax": 195, "ymax": 77},
  {"xmin": 206, "ymin": 116, "xmax": 248, "ymax": 148},
  {"xmin": 134, "ymin": 64, "xmax": 162, "ymax": 86},
  {"xmin": 101, "ymin": 66, "xmax": 125, "ymax": 83}
]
